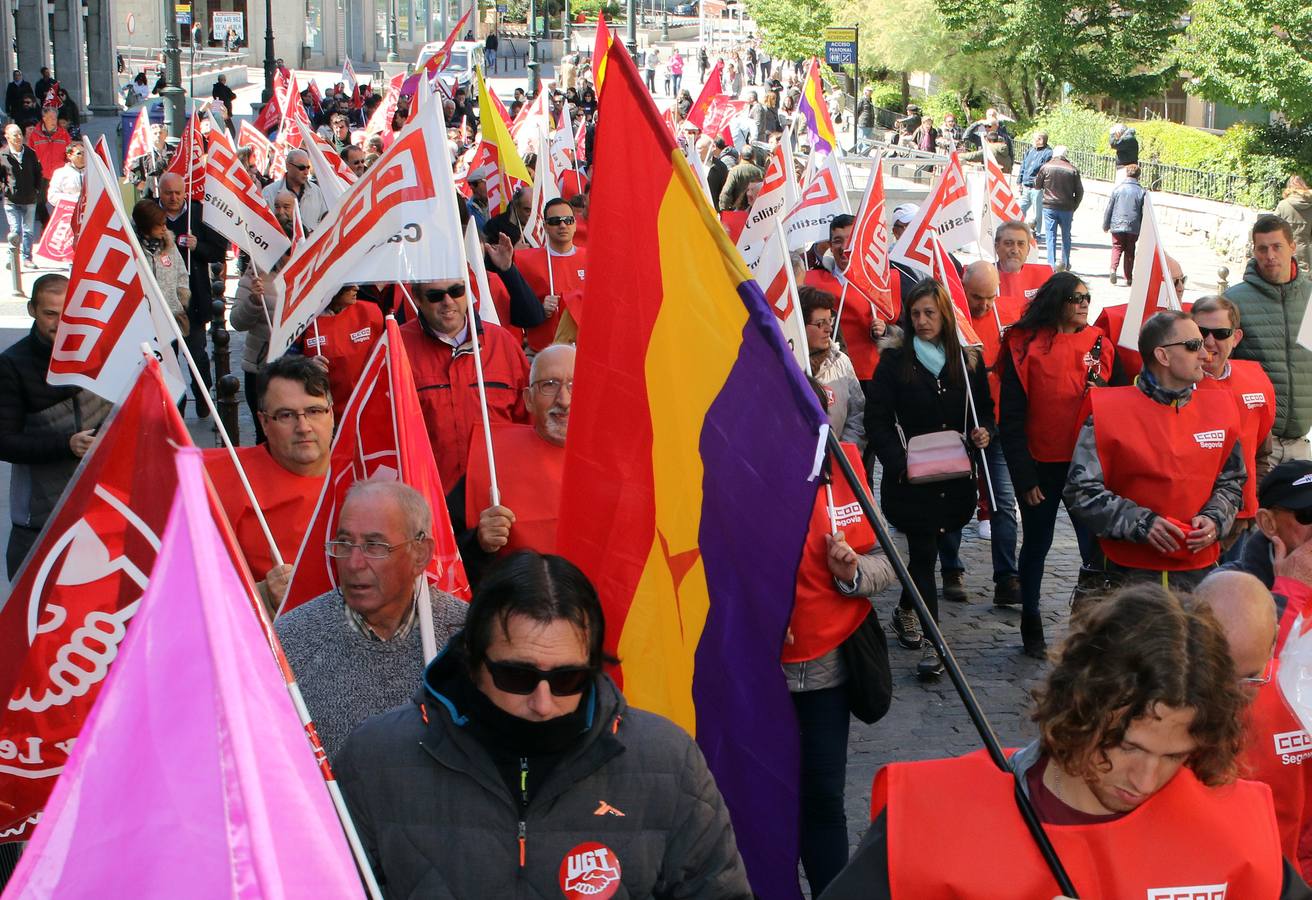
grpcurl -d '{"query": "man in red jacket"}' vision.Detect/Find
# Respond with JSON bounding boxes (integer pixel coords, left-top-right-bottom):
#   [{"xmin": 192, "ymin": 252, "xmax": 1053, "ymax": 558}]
[
  {"xmin": 400, "ymin": 277, "xmax": 529, "ymax": 491},
  {"xmin": 516, "ymin": 196, "xmax": 587, "ymax": 352},
  {"xmin": 821, "ymin": 585, "xmax": 1304, "ymax": 898}
]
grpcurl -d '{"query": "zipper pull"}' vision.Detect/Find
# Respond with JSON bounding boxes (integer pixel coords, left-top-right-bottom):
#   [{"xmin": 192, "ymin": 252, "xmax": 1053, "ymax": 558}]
[{"xmin": 518, "ymin": 820, "xmax": 527, "ymax": 868}]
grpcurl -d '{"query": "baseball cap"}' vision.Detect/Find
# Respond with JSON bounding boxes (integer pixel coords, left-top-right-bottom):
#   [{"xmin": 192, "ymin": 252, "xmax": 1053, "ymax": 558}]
[
  {"xmin": 1258, "ymin": 460, "xmax": 1312, "ymax": 511},
  {"xmin": 892, "ymin": 203, "xmax": 919, "ymax": 226}
]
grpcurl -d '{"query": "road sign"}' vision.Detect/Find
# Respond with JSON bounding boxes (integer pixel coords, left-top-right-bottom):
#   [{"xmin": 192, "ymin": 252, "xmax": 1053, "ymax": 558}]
[
  {"xmin": 126, "ymin": 12, "xmax": 136, "ymax": 34},
  {"xmin": 823, "ymin": 25, "xmax": 856, "ymax": 66},
  {"xmin": 177, "ymin": 2, "xmax": 192, "ymax": 25}
]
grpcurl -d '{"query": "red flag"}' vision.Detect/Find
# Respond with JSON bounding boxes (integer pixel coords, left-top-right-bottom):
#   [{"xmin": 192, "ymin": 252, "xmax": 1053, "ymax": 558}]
[
  {"xmin": 280, "ymin": 319, "xmax": 470, "ymax": 613},
  {"xmin": 685, "ymin": 59, "xmax": 724, "ymax": 131},
  {"xmin": 305, "ymin": 79, "xmax": 323, "ymax": 115},
  {"xmin": 252, "ymin": 68, "xmax": 288, "ymax": 135},
  {"xmin": 0, "ymin": 358, "xmax": 193, "ymax": 840},
  {"xmin": 34, "ymin": 198, "xmax": 76, "ymax": 263},
  {"xmin": 365, "ymin": 73, "xmax": 405, "ymax": 145},
  {"xmin": 91, "ymin": 135, "xmax": 112, "ymax": 170},
  {"xmin": 423, "ymin": 6, "xmax": 474, "ymax": 76},
  {"xmin": 121, "ymin": 106, "xmax": 152, "ymax": 178},
  {"xmin": 238, "ymin": 120, "xmax": 275, "ymax": 175},
  {"xmin": 929, "ymin": 230, "xmax": 982, "ymax": 346},
  {"xmin": 268, "ymin": 90, "xmax": 311, "ymax": 183},
  {"xmin": 844, "ymin": 156, "xmax": 897, "ymax": 320},
  {"xmin": 487, "ymin": 86, "xmax": 514, "ymax": 128},
  {"xmin": 164, "ymin": 113, "xmax": 205, "ymax": 200},
  {"xmin": 701, "ymin": 96, "xmax": 749, "ymax": 144},
  {"xmin": 593, "ymin": 15, "xmax": 614, "ymax": 92}
]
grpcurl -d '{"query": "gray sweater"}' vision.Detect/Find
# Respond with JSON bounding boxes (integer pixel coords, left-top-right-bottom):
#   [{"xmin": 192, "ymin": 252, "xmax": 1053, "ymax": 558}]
[{"xmin": 275, "ymin": 587, "xmax": 468, "ymax": 760}]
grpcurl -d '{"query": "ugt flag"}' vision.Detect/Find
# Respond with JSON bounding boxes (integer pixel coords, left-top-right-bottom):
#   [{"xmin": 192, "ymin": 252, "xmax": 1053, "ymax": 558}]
[{"xmin": 558, "ymin": 40, "xmax": 828, "ymax": 899}]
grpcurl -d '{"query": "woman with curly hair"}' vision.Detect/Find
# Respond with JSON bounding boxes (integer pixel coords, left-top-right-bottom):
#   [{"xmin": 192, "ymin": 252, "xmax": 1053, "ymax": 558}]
[{"xmin": 821, "ymin": 583, "xmax": 1302, "ymax": 898}]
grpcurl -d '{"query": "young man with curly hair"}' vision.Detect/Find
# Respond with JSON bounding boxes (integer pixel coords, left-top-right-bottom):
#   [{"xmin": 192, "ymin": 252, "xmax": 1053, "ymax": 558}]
[{"xmin": 821, "ymin": 585, "xmax": 1310, "ymax": 898}]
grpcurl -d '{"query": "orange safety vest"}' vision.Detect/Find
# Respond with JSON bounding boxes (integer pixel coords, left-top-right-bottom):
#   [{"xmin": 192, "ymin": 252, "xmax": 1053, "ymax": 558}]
[
  {"xmin": 465, "ymin": 422, "xmax": 564, "ymax": 556},
  {"xmin": 802, "ymin": 268, "xmax": 901, "ymax": 382},
  {"xmin": 517, "ymin": 245, "xmax": 588, "ymax": 352},
  {"xmin": 972, "ymin": 294, "xmax": 1025, "ymax": 415},
  {"xmin": 1091, "ymin": 386, "xmax": 1239, "ymax": 570},
  {"xmin": 784, "ymin": 443, "xmax": 877, "ymax": 664},
  {"xmin": 1196, "ymin": 359, "xmax": 1276, "ymax": 519},
  {"xmin": 997, "ymin": 262, "xmax": 1052, "ymax": 307},
  {"xmin": 876, "ymin": 748, "xmax": 1284, "ymax": 899},
  {"xmin": 1008, "ymin": 326, "xmax": 1112, "ymax": 463}
]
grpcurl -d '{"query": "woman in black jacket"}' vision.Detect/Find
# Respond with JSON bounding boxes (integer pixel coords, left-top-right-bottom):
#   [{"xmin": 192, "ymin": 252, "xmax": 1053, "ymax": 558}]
[{"xmin": 866, "ymin": 280, "xmax": 993, "ymax": 679}]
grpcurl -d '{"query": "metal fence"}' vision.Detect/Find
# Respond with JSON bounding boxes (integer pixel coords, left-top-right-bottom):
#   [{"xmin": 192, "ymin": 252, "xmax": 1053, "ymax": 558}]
[{"xmin": 1014, "ymin": 140, "xmax": 1283, "ymax": 209}]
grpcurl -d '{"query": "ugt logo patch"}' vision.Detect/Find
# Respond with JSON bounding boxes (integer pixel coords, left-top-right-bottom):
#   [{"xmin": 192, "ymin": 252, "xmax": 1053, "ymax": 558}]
[{"xmin": 559, "ymin": 841, "xmax": 621, "ymax": 899}]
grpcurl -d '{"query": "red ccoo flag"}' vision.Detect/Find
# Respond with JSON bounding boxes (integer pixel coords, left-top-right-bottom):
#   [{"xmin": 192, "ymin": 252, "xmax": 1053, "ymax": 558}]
[
  {"xmin": 929, "ymin": 229, "xmax": 982, "ymax": 346},
  {"xmin": 238, "ymin": 119, "xmax": 275, "ymax": 175},
  {"xmin": 842, "ymin": 155, "xmax": 897, "ymax": 320},
  {"xmin": 121, "ymin": 105, "xmax": 152, "ymax": 178},
  {"xmin": 164, "ymin": 112, "xmax": 206, "ymax": 200},
  {"xmin": 280, "ymin": 318, "xmax": 470, "ymax": 614},
  {"xmin": 0, "ymin": 357, "xmax": 193, "ymax": 842}
]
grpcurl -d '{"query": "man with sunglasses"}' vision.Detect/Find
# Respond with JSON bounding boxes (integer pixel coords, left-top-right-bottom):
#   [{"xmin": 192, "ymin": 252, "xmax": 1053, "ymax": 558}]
[
  {"xmin": 335, "ymin": 551, "xmax": 751, "ymax": 898},
  {"xmin": 516, "ymin": 196, "xmax": 588, "ymax": 352},
  {"xmin": 400, "ymin": 277, "xmax": 529, "ymax": 490},
  {"xmin": 1066, "ymin": 310, "xmax": 1245, "ymax": 589},
  {"xmin": 1193, "ymin": 296, "xmax": 1275, "ymax": 549},
  {"xmin": 275, "ymin": 480, "xmax": 468, "ymax": 760},
  {"xmin": 261, "ymin": 148, "xmax": 328, "ymax": 229}
]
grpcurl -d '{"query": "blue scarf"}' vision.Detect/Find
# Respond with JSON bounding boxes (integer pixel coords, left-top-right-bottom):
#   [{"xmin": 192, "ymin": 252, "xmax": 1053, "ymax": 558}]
[{"xmin": 913, "ymin": 337, "xmax": 946, "ymax": 376}]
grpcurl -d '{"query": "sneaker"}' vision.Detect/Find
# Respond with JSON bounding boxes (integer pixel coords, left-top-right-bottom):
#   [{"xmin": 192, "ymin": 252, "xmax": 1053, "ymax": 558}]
[
  {"xmin": 917, "ymin": 644, "xmax": 944, "ymax": 680},
  {"xmin": 891, "ymin": 606, "xmax": 923, "ymax": 650},
  {"xmin": 942, "ymin": 570, "xmax": 968, "ymax": 603},
  {"xmin": 993, "ymin": 575, "xmax": 1021, "ymax": 607},
  {"xmin": 1109, "ymin": 272, "xmax": 1118, "ymax": 286},
  {"xmin": 977, "ymin": 519, "xmax": 992, "ymax": 540}
]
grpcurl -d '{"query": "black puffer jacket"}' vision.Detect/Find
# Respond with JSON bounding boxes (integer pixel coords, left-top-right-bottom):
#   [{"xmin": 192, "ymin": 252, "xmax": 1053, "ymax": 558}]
[
  {"xmin": 335, "ymin": 643, "xmax": 752, "ymax": 899},
  {"xmin": 0, "ymin": 144, "xmax": 41, "ymax": 204}
]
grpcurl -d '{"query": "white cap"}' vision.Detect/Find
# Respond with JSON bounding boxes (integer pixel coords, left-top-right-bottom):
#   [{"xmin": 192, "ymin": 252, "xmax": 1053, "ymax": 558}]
[{"xmin": 892, "ymin": 203, "xmax": 919, "ymax": 226}]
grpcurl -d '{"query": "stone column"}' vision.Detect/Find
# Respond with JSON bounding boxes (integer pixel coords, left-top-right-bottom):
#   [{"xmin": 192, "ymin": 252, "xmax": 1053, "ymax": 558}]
[
  {"xmin": 0, "ymin": 0, "xmax": 16, "ymax": 80},
  {"xmin": 51, "ymin": 0, "xmax": 87, "ymax": 109},
  {"xmin": 15, "ymin": 0, "xmax": 50, "ymax": 81},
  {"xmin": 85, "ymin": 0, "xmax": 119, "ymax": 114}
]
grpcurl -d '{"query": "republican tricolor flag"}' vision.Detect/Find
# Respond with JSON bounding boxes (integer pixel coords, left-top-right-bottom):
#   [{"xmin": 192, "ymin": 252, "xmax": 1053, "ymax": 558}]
[{"xmin": 797, "ymin": 57, "xmax": 838, "ymax": 157}]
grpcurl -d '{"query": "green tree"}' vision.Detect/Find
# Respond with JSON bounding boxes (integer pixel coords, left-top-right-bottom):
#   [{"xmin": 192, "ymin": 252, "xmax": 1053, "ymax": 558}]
[
  {"xmin": 744, "ymin": 0, "xmax": 830, "ymax": 61},
  {"xmin": 936, "ymin": 0, "xmax": 1187, "ymax": 107},
  {"xmin": 1183, "ymin": 0, "xmax": 1312, "ymax": 124}
]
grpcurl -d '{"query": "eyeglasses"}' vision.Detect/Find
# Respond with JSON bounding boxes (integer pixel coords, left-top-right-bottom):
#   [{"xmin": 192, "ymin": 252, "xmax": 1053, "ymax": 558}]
[
  {"xmin": 324, "ymin": 536, "xmax": 424, "ymax": 559},
  {"xmin": 1240, "ymin": 657, "xmax": 1275, "ymax": 687},
  {"xmin": 1196, "ymin": 326, "xmax": 1234, "ymax": 341},
  {"xmin": 531, "ymin": 378, "xmax": 574, "ymax": 398},
  {"xmin": 289, "ymin": 163, "xmax": 310, "ymax": 171},
  {"xmin": 1065, "ymin": 292, "xmax": 1092, "ymax": 304},
  {"xmin": 807, "ymin": 318, "xmax": 835, "ymax": 330},
  {"xmin": 484, "ymin": 659, "xmax": 593, "ymax": 696},
  {"xmin": 1160, "ymin": 338, "xmax": 1204, "ymax": 352},
  {"xmin": 544, "ymin": 215, "xmax": 576, "ymax": 226},
  {"xmin": 262, "ymin": 405, "xmax": 331, "ymax": 426},
  {"xmin": 422, "ymin": 283, "xmax": 467, "ymax": 302}
]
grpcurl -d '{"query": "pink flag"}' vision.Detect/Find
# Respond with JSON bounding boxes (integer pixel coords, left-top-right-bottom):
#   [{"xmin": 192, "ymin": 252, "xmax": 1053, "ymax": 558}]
[
  {"xmin": 1120, "ymin": 193, "xmax": 1181, "ymax": 351},
  {"xmin": 4, "ymin": 450, "xmax": 365, "ymax": 897}
]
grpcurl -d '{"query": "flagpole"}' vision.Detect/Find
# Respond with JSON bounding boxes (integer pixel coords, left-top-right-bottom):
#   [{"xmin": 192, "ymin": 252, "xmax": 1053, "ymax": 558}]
[
  {"xmin": 822, "ymin": 429, "xmax": 1079, "ymax": 898},
  {"xmin": 466, "ymin": 303, "xmax": 502, "ymax": 507},
  {"xmin": 959, "ymin": 346, "xmax": 997, "ymax": 511},
  {"xmin": 397, "ymin": 281, "xmax": 421, "ymax": 319}
]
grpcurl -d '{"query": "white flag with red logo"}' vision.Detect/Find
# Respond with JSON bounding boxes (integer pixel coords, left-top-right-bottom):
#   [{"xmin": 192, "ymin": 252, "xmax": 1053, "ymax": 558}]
[
  {"xmin": 1121, "ymin": 194, "xmax": 1182, "ymax": 352},
  {"xmin": 165, "ymin": 113, "xmax": 205, "ymax": 200},
  {"xmin": 238, "ymin": 120, "xmax": 275, "ymax": 176},
  {"xmin": 49, "ymin": 140, "xmax": 185, "ymax": 402},
  {"xmin": 929, "ymin": 229, "xmax": 982, "ymax": 346},
  {"xmin": 784, "ymin": 150, "xmax": 849, "ymax": 252},
  {"xmin": 301, "ymin": 126, "xmax": 357, "ymax": 205},
  {"xmin": 268, "ymin": 73, "xmax": 312, "ymax": 182},
  {"xmin": 280, "ymin": 318, "xmax": 470, "ymax": 613},
  {"xmin": 204, "ymin": 122, "xmax": 292, "ymax": 272},
  {"xmin": 341, "ymin": 57, "xmax": 358, "ymax": 94},
  {"xmin": 0, "ymin": 358, "xmax": 192, "ymax": 842},
  {"xmin": 974, "ymin": 138, "xmax": 1023, "ymax": 262},
  {"xmin": 465, "ymin": 218, "xmax": 501, "ymax": 326},
  {"xmin": 34, "ymin": 198, "xmax": 76, "ymax": 264},
  {"xmin": 122, "ymin": 106, "xmax": 152, "ymax": 178},
  {"xmin": 521, "ymin": 124, "xmax": 562, "ymax": 249},
  {"xmin": 752, "ymin": 221, "xmax": 808, "ymax": 372},
  {"xmin": 842, "ymin": 155, "xmax": 897, "ymax": 321},
  {"xmin": 737, "ymin": 139, "xmax": 798, "ymax": 271},
  {"xmin": 272, "ymin": 95, "xmax": 464, "ymax": 354},
  {"xmin": 890, "ymin": 151, "xmax": 977, "ymax": 273}
]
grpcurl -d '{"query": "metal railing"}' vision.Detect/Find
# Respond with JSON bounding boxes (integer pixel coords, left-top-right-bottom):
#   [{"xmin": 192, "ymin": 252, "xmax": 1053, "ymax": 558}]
[
  {"xmin": 1013, "ymin": 140, "xmax": 1283, "ymax": 209},
  {"xmin": 116, "ymin": 46, "xmax": 248, "ymax": 79}
]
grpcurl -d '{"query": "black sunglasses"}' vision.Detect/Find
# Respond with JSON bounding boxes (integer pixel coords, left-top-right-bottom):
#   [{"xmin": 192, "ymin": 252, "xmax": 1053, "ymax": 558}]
[
  {"xmin": 1065, "ymin": 292, "xmax": 1092, "ymax": 304},
  {"xmin": 289, "ymin": 162, "xmax": 310, "ymax": 171},
  {"xmin": 1197, "ymin": 326, "xmax": 1234, "ymax": 341},
  {"xmin": 485, "ymin": 660, "xmax": 593, "ymax": 696},
  {"xmin": 422, "ymin": 283, "xmax": 467, "ymax": 302},
  {"xmin": 544, "ymin": 215, "xmax": 576, "ymax": 226},
  {"xmin": 1160, "ymin": 338, "xmax": 1204, "ymax": 352}
]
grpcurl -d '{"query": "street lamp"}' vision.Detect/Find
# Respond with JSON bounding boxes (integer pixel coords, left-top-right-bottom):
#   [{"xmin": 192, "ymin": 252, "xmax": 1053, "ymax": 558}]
[
  {"xmin": 159, "ymin": 0, "xmax": 186, "ymax": 138},
  {"xmin": 387, "ymin": 0, "xmax": 401, "ymax": 62},
  {"xmin": 528, "ymin": 0, "xmax": 540, "ymax": 94},
  {"xmin": 625, "ymin": 0, "xmax": 636, "ymax": 55},
  {"xmin": 563, "ymin": 0, "xmax": 571, "ymax": 54},
  {"xmin": 261, "ymin": 0, "xmax": 275, "ymax": 104}
]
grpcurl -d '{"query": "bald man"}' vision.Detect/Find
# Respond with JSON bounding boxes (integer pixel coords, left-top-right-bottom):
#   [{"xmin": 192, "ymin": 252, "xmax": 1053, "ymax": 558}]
[
  {"xmin": 962, "ymin": 261, "xmax": 1022, "ymax": 605},
  {"xmin": 262, "ymin": 147, "xmax": 328, "ymax": 228},
  {"xmin": 1094, "ymin": 255, "xmax": 1190, "ymax": 380},
  {"xmin": 1196, "ymin": 570, "xmax": 1311, "ymax": 874}
]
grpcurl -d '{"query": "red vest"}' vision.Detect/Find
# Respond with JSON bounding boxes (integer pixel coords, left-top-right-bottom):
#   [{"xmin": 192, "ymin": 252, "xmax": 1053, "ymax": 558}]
[
  {"xmin": 1196, "ymin": 360, "xmax": 1276, "ymax": 519},
  {"xmin": 802, "ymin": 268, "xmax": 902, "ymax": 381},
  {"xmin": 971, "ymin": 294, "xmax": 1025, "ymax": 414},
  {"xmin": 1008, "ymin": 326, "xmax": 1112, "ymax": 463},
  {"xmin": 997, "ymin": 262, "xmax": 1052, "ymax": 307},
  {"xmin": 465, "ymin": 423, "xmax": 564, "ymax": 556},
  {"xmin": 517, "ymin": 245, "xmax": 588, "ymax": 352},
  {"xmin": 1091, "ymin": 386, "xmax": 1239, "ymax": 570},
  {"xmin": 1095, "ymin": 301, "xmax": 1195, "ymax": 379},
  {"xmin": 877, "ymin": 749, "xmax": 1284, "ymax": 899},
  {"xmin": 399, "ymin": 318, "xmax": 530, "ymax": 490},
  {"xmin": 296, "ymin": 301, "xmax": 384, "ymax": 421},
  {"xmin": 785, "ymin": 444, "xmax": 877, "ymax": 664},
  {"xmin": 202, "ymin": 445, "xmax": 325, "ymax": 580},
  {"xmin": 1240, "ymin": 663, "xmax": 1311, "ymax": 866}
]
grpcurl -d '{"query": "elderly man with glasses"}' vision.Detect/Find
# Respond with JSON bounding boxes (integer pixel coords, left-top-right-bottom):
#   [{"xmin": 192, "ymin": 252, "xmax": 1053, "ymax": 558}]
[
  {"xmin": 261, "ymin": 147, "xmax": 328, "ymax": 229},
  {"xmin": 275, "ymin": 478, "xmax": 468, "ymax": 760},
  {"xmin": 1065, "ymin": 309, "xmax": 1246, "ymax": 591}
]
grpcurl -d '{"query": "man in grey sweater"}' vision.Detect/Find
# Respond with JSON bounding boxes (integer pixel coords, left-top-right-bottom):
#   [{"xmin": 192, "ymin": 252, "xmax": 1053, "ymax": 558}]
[{"xmin": 275, "ymin": 479, "xmax": 467, "ymax": 759}]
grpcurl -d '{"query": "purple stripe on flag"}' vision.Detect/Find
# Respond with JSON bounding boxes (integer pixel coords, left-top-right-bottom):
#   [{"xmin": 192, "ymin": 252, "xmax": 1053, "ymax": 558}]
[{"xmin": 691, "ymin": 279, "xmax": 826, "ymax": 900}]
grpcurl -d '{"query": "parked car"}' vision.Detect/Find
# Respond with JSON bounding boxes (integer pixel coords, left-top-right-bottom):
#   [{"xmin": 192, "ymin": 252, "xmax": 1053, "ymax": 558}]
[
  {"xmin": 674, "ymin": 2, "xmax": 697, "ymax": 14},
  {"xmin": 415, "ymin": 40, "xmax": 482, "ymax": 93}
]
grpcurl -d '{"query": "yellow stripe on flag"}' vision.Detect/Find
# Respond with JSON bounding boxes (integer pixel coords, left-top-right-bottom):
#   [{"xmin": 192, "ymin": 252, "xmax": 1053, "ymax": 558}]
[{"xmin": 476, "ymin": 68, "xmax": 531, "ymax": 187}]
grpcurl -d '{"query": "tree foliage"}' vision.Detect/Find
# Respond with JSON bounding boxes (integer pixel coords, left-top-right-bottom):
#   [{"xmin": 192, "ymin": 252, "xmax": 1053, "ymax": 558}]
[
  {"xmin": 1184, "ymin": 0, "xmax": 1312, "ymax": 124},
  {"xmin": 743, "ymin": 0, "xmax": 830, "ymax": 61},
  {"xmin": 936, "ymin": 0, "xmax": 1187, "ymax": 108}
]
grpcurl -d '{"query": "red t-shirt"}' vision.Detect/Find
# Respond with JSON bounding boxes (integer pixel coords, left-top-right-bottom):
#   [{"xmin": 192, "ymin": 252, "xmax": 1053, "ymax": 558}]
[
  {"xmin": 1025, "ymin": 754, "xmax": 1125, "ymax": 826},
  {"xmin": 295, "ymin": 301, "xmax": 385, "ymax": 419}
]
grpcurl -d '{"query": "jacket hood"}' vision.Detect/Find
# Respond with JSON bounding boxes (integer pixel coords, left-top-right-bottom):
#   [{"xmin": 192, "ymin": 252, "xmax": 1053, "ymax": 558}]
[{"xmin": 1286, "ymin": 191, "xmax": 1312, "ymax": 212}]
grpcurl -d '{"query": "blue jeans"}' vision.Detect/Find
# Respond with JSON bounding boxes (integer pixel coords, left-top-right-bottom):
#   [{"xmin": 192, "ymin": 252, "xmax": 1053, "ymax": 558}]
[
  {"xmin": 670, "ymin": 73, "xmax": 682, "ymax": 95},
  {"xmin": 984, "ymin": 441, "xmax": 1019, "ymax": 580},
  {"xmin": 4, "ymin": 201, "xmax": 35, "ymax": 259},
  {"xmin": 938, "ymin": 530, "xmax": 963, "ymax": 574},
  {"xmin": 1018, "ymin": 461, "xmax": 1093, "ymax": 618},
  {"xmin": 1020, "ymin": 187, "xmax": 1043, "ymax": 236},
  {"xmin": 1043, "ymin": 208, "xmax": 1074, "ymax": 269},
  {"xmin": 791, "ymin": 685, "xmax": 850, "ymax": 897},
  {"xmin": 484, "ymin": 48, "xmax": 497, "ymax": 70}
]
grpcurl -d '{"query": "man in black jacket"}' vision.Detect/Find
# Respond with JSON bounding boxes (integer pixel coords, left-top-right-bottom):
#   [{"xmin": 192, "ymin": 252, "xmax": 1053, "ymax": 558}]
[
  {"xmin": 0, "ymin": 122, "xmax": 43, "ymax": 262},
  {"xmin": 4, "ymin": 70, "xmax": 33, "ymax": 120},
  {"xmin": 211, "ymin": 74, "xmax": 236, "ymax": 118},
  {"xmin": 159, "ymin": 171, "xmax": 226, "ymax": 414},
  {"xmin": 0, "ymin": 274, "xmax": 113, "ymax": 577}
]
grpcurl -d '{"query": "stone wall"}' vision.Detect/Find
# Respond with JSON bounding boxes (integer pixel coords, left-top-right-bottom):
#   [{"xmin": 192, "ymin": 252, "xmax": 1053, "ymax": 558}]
[{"xmin": 1081, "ymin": 178, "xmax": 1259, "ymax": 267}]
